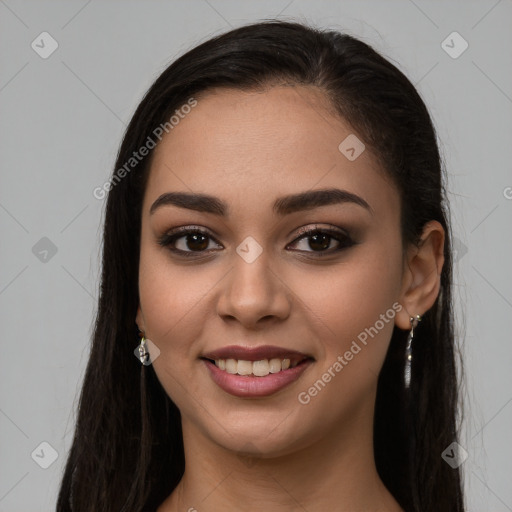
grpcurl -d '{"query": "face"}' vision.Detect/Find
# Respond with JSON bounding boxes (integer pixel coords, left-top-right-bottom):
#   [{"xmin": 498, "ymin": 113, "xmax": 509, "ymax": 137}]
[{"xmin": 136, "ymin": 85, "xmax": 406, "ymax": 457}]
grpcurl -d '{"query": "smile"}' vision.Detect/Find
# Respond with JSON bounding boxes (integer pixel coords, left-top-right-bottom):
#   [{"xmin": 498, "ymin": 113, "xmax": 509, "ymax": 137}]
[
  {"xmin": 209, "ymin": 357, "xmax": 302, "ymax": 377},
  {"xmin": 200, "ymin": 346, "xmax": 314, "ymax": 398}
]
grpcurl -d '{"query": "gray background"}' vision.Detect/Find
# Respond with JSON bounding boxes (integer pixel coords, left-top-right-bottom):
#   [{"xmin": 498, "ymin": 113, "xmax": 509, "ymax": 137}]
[{"xmin": 1, "ymin": 1, "xmax": 511, "ymax": 510}]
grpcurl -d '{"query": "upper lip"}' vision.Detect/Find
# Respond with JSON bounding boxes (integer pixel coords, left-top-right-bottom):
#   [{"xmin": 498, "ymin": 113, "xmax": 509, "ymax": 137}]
[{"xmin": 201, "ymin": 345, "xmax": 313, "ymax": 365}]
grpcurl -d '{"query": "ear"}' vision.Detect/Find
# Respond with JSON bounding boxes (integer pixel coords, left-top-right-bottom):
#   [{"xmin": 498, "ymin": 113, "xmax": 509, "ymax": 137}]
[
  {"xmin": 395, "ymin": 220, "xmax": 445, "ymax": 330},
  {"xmin": 136, "ymin": 305, "xmax": 145, "ymax": 333}
]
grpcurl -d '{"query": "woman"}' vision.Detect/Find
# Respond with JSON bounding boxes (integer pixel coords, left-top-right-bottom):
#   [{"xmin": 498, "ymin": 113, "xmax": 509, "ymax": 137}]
[{"xmin": 57, "ymin": 20, "xmax": 465, "ymax": 512}]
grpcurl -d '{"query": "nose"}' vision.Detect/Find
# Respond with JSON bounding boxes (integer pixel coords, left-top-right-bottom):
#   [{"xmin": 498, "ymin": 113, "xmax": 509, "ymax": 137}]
[{"xmin": 216, "ymin": 249, "xmax": 292, "ymax": 329}]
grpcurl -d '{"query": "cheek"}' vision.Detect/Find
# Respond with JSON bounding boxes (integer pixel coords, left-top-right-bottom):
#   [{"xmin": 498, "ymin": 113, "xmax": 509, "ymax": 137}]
[
  {"xmin": 290, "ymin": 248, "xmax": 403, "ymax": 427},
  {"xmin": 137, "ymin": 249, "xmax": 218, "ymax": 406},
  {"xmin": 295, "ymin": 237, "xmax": 403, "ymax": 374},
  {"xmin": 137, "ymin": 246, "xmax": 214, "ymax": 357}
]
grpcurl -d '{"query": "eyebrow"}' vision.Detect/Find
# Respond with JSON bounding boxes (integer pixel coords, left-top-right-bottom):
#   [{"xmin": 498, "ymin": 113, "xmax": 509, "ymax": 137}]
[{"xmin": 149, "ymin": 187, "xmax": 373, "ymax": 217}]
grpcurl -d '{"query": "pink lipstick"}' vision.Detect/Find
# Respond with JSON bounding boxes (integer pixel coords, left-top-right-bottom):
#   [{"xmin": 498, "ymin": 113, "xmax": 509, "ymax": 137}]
[{"xmin": 201, "ymin": 345, "xmax": 314, "ymax": 398}]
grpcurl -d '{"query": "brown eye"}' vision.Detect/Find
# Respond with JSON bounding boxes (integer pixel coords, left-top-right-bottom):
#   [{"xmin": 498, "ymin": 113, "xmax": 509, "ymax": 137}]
[
  {"xmin": 305, "ymin": 232, "xmax": 332, "ymax": 251},
  {"xmin": 158, "ymin": 225, "xmax": 354, "ymax": 259},
  {"xmin": 178, "ymin": 232, "xmax": 210, "ymax": 251},
  {"xmin": 158, "ymin": 227, "xmax": 222, "ymax": 257},
  {"xmin": 288, "ymin": 227, "xmax": 354, "ymax": 255}
]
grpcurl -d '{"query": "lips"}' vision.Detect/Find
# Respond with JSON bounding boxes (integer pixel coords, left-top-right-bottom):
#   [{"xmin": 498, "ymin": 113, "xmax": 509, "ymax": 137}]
[
  {"xmin": 201, "ymin": 345, "xmax": 312, "ymax": 365},
  {"xmin": 200, "ymin": 345, "xmax": 314, "ymax": 398}
]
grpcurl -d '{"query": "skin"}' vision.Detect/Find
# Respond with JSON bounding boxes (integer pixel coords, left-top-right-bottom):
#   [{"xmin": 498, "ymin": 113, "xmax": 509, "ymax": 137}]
[{"xmin": 135, "ymin": 85, "xmax": 445, "ymax": 511}]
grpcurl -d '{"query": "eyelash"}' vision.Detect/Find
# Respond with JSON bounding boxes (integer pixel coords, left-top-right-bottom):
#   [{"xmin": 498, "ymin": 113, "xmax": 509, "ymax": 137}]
[{"xmin": 157, "ymin": 225, "xmax": 355, "ymax": 259}]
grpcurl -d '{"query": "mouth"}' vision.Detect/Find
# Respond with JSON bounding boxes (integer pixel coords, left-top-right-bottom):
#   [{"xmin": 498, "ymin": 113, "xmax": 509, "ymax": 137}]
[
  {"xmin": 200, "ymin": 356, "xmax": 310, "ymax": 377},
  {"xmin": 200, "ymin": 345, "xmax": 313, "ymax": 377},
  {"xmin": 200, "ymin": 345, "xmax": 314, "ymax": 397}
]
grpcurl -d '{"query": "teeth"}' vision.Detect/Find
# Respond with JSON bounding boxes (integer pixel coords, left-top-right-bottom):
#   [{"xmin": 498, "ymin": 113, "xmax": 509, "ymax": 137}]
[
  {"xmin": 269, "ymin": 358, "xmax": 282, "ymax": 373},
  {"xmin": 237, "ymin": 360, "xmax": 253, "ymax": 376},
  {"xmin": 225, "ymin": 359, "xmax": 237, "ymax": 374},
  {"xmin": 214, "ymin": 357, "xmax": 298, "ymax": 376},
  {"xmin": 253, "ymin": 360, "xmax": 270, "ymax": 377}
]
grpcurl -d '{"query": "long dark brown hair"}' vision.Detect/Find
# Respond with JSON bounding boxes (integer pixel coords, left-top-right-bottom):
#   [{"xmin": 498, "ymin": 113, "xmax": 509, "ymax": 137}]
[{"xmin": 56, "ymin": 19, "xmax": 464, "ymax": 512}]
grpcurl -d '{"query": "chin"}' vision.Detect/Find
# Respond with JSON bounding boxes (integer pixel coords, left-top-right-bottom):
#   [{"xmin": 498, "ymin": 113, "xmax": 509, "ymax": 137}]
[{"xmin": 200, "ymin": 411, "xmax": 316, "ymax": 459}]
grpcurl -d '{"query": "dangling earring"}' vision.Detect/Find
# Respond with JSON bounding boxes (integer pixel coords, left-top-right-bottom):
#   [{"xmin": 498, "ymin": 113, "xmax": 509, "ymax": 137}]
[
  {"xmin": 138, "ymin": 332, "xmax": 150, "ymax": 365},
  {"xmin": 404, "ymin": 314, "xmax": 422, "ymax": 389}
]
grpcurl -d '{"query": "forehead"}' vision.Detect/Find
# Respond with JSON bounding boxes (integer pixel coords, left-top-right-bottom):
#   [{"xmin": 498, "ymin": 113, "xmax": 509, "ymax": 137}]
[{"xmin": 144, "ymin": 86, "xmax": 398, "ymax": 221}]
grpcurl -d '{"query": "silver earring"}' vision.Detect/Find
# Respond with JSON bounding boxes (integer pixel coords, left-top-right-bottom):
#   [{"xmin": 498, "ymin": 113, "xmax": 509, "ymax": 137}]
[
  {"xmin": 138, "ymin": 333, "xmax": 150, "ymax": 365},
  {"xmin": 404, "ymin": 314, "xmax": 422, "ymax": 389}
]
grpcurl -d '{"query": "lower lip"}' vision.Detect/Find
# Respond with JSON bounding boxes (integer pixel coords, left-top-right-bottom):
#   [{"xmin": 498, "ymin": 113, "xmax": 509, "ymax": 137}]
[{"xmin": 202, "ymin": 358, "xmax": 313, "ymax": 398}]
